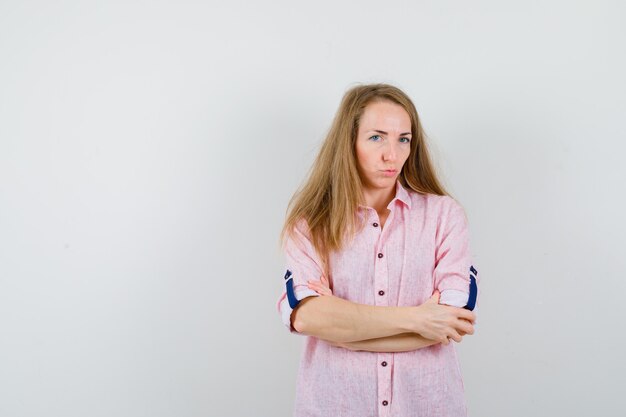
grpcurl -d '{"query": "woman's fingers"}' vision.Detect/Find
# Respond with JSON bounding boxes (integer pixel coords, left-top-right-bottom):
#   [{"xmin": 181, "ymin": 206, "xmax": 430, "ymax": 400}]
[
  {"xmin": 449, "ymin": 319, "xmax": 473, "ymax": 339},
  {"xmin": 414, "ymin": 301, "xmax": 477, "ymax": 343},
  {"xmin": 307, "ymin": 280, "xmax": 326, "ymax": 290},
  {"xmin": 449, "ymin": 330, "xmax": 463, "ymax": 343},
  {"xmin": 310, "ymin": 287, "xmax": 327, "ymax": 295},
  {"xmin": 457, "ymin": 319, "xmax": 474, "ymax": 335},
  {"xmin": 458, "ymin": 309, "xmax": 476, "ymax": 324},
  {"xmin": 307, "ymin": 279, "xmax": 332, "ymax": 295}
]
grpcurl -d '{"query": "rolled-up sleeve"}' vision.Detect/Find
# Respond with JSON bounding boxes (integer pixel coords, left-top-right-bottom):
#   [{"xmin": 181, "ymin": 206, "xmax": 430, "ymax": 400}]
[
  {"xmin": 276, "ymin": 219, "xmax": 322, "ymax": 334},
  {"xmin": 433, "ymin": 197, "xmax": 479, "ymax": 310}
]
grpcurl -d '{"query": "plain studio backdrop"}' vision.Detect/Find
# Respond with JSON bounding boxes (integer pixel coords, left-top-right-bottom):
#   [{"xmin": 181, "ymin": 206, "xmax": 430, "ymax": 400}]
[{"xmin": 1, "ymin": 1, "xmax": 625, "ymax": 416}]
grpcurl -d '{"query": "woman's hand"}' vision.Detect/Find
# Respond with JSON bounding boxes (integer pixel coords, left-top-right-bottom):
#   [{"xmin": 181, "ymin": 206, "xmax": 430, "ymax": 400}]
[
  {"xmin": 307, "ymin": 275, "xmax": 333, "ymax": 296},
  {"xmin": 410, "ymin": 290, "xmax": 476, "ymax": 345}
]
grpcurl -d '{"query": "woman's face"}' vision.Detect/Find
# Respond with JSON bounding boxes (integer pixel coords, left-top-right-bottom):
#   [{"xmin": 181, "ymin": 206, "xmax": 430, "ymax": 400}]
[{"xmin": 355, "ymin": 100, "xmax": 412, "ymax": 190}]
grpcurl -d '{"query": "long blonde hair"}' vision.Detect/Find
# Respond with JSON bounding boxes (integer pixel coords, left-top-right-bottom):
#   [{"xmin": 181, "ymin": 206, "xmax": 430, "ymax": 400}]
[{"xmin": 280, "ymin": 83, "xmax": 449, "ymax": 277}]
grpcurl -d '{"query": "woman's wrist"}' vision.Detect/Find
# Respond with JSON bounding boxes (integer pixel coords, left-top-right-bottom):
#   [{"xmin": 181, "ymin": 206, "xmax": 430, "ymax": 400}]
[{"xmin": 401, "ymin": 305, "xmax": 425, "ymax": 335}]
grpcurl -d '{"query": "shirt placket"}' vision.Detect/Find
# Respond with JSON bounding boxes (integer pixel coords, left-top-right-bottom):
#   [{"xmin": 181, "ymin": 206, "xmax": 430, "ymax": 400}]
[{"xmin": 372, "ymin": 207, "xmax": 396, "ymax": 416}]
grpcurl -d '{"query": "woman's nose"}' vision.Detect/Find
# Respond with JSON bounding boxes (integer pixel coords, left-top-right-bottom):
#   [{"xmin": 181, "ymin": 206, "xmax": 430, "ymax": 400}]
[{"xmin": 383, "ymin": 143, "xmax": 397, "ymax": 161}]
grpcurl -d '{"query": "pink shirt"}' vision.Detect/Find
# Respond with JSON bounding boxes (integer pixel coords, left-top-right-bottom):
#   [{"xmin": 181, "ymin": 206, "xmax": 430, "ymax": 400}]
[{"xmin": 276, "ymin": 180, "xmax": 479, "ymax": 417}]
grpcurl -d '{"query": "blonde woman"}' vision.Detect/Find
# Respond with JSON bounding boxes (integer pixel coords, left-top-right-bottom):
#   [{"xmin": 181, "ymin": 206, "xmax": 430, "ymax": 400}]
[{"xmin": 276, "ymin": 83, "xmax": 479, "ymax": 417}]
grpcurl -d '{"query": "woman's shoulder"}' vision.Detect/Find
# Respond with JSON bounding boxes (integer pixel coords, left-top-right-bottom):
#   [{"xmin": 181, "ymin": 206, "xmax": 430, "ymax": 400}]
[{"xmin": 288, "ymin": 217, "xmax": 314, "ymax": 240}]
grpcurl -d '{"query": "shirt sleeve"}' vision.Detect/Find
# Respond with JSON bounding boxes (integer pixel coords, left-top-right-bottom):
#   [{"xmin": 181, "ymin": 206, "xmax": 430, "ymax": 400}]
[
  {"xmin": 276, "ymin": 219, "xmax": 323, "ymax": 334},
  {"xmin": 433, "ymin": 197, "xmax": 479, "ymax": 310}
]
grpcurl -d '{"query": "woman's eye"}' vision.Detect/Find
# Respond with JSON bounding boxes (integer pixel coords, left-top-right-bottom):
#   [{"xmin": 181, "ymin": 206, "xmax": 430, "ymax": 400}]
[
  {"xmin": 400, "ymin": 137, "xmax": 411, "ymax": 143},
  {"xmin": 369, "ymin": 135, "xmax": 381, "ymax": 141}
]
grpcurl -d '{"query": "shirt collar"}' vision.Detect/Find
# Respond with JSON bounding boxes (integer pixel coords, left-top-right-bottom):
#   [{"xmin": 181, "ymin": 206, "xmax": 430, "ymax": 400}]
[
  {"xmin": 389, "ymin": 180, "xmax": 412, "ymax": 210},
  {"xmin": 358, "ymin": 180, "xmax": 412, "ymax": 211}
]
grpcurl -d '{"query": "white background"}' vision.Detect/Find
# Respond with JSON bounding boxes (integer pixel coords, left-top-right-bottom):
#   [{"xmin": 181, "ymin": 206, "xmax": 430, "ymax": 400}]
[{"xmin": 1, "ymin": 1, "xmax": 625, "ymax": 416}]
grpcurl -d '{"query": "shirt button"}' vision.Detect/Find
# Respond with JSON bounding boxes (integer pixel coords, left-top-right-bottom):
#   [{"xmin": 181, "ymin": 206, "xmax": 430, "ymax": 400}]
[
  {"xmin": 381, "ymin": 361, "xmax": 387, "ymax": 367},
  {"xmin": 378, "ymin": 290, "xmax": 385, "ymax": 296},
  {"xmin": 373, "ymin": 222, "xmax": 379, "ymax": 227},
  {"xmin": 382, "ymin": 400, "xmax": 388, "ymax": 406},
  {"xmin": 377, "ymin": 253, "xmax": 384, "ymax": 258}
]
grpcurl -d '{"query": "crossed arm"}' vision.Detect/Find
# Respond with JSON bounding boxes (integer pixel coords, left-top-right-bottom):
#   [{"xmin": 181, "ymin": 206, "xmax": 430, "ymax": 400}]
[
  {"xmin": 330, "ymin": 332, "xmax": 439, "ymax": 353},
  {"xmin": 292, "ymin": 277, "xmax": 475, "ymax": 353}
]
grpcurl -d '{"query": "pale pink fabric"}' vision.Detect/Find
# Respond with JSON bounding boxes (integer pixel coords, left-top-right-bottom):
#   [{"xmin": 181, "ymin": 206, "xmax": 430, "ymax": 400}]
[{"xmin": 276, "ymin": 180, "xmax": 479, "ymax": 417}]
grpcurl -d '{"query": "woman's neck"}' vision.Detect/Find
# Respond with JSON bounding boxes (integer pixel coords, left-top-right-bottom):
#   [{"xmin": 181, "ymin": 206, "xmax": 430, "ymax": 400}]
[{"xmin": 362, "ymin": 183, "xmax": 396, "ymax": 214}]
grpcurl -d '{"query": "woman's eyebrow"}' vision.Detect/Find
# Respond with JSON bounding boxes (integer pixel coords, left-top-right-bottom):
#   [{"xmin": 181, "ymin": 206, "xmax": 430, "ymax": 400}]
[{"xmin": 370, "ymin": 129, "xmax": 412, "ymax": 136}]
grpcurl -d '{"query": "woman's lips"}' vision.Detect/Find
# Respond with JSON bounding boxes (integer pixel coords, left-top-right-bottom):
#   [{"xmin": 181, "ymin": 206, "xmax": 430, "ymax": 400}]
[{"xmin": 381, "ymin": 169, "xmax": 397, "ymax": 177}]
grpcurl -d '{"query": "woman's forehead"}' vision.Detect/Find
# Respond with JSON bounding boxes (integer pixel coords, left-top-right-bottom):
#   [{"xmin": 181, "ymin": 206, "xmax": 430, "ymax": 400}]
[{"xmin": 359, "ymin": 101, "xmax": 411, "ymax": 132}]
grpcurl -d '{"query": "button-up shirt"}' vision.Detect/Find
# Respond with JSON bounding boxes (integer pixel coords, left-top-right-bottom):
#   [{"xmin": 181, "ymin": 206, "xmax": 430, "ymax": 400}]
[{"xmin": 276, "ymin": 180, "xmax": 479, "ymax": 417}]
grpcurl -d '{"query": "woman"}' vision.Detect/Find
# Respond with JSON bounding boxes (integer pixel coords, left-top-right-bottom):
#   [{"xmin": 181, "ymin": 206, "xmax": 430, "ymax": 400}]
[{"xmin": 276, "ymin": 83, "xmax": 479, "ymax": 417}]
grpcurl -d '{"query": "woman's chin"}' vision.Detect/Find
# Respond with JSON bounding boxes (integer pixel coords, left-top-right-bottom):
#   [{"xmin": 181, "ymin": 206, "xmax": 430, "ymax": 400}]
[{"xmin": 363, "ymin": 177, "xmax": 396, "ymax": 189}]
